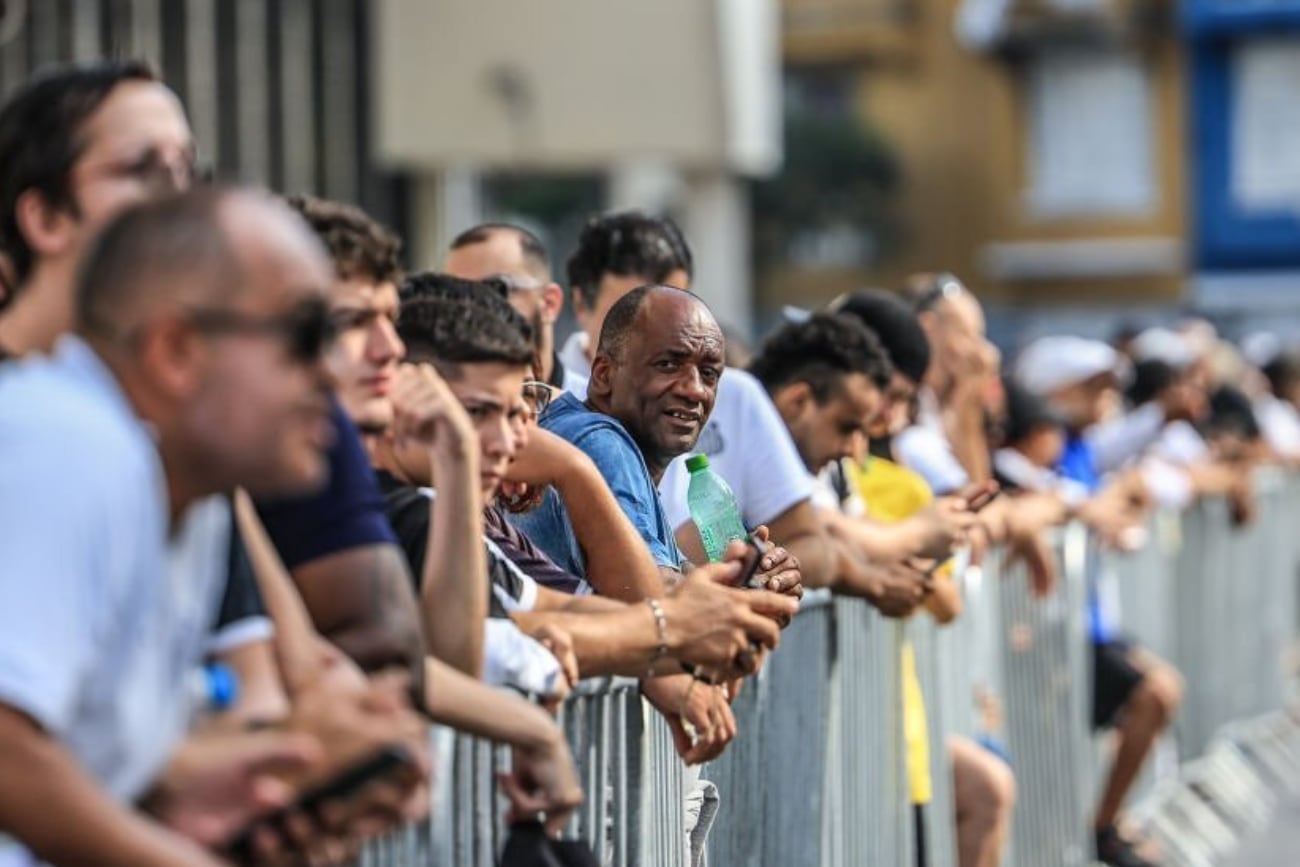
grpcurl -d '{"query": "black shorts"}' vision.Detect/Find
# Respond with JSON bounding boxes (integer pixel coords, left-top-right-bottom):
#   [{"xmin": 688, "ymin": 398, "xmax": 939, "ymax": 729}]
[{"xmin": 1092, "ymin": 638, "xmax": 1147, "ymax": 730}]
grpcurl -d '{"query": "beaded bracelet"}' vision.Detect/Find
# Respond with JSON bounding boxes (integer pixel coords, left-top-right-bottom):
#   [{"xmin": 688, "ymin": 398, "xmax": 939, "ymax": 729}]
[{"xmin": 646, "ymin": 598, "xmax": 669, "ymax": 676}]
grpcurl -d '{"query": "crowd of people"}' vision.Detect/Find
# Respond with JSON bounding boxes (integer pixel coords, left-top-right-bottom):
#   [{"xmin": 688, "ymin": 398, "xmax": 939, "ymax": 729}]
[{"xmin": 0, "ymin": 58, "xmax": 1297, "ymax": 867}]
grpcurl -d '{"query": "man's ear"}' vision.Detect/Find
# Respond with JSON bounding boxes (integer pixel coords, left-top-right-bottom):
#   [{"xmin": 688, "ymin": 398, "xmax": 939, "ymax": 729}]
[
  {"xmin": 588, "ymin": 352, "xmax": 613, "ymax": 399},
  {"xmin": 771, "ymin": 381, "xmax": 813, "ymax": 425},
  {"xmin": 15, "ymin": 188, "xmax": 80, "ymax": 265},
  {"xmin": 137, "ymin": 315, "xmax": 204, "ymax": 401},
  {"xmin": 540, "ymin": 282, "xmax": 564, "ymax": 326}
]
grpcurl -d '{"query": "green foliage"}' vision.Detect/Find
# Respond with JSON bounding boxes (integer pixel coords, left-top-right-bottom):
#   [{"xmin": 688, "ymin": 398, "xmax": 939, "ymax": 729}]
[{"xmin": 751, "ymin": 106, "xmax": 903, "ymax": 268}]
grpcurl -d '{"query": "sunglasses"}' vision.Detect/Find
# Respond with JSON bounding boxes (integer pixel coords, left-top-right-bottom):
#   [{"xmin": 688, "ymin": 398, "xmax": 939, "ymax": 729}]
[{"xmin": 186, "ymin": 297, "xmax": 337, "ymax": 363}]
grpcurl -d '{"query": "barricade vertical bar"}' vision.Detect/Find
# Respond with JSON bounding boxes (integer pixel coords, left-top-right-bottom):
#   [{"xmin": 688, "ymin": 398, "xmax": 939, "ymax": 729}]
[
  {"xmin": 1001, "ymin": 524, "xmax": 1092, "ymax": 867},
  {"xmin": 912, "ymin": 615, "xmax": 959, "ymax": 867},
  {"xmin": 700, "ymin": 657, "xmax": 767, "ymax": 866},
  {"xmin": 760, "ymin": 591, "xmax": 834, "ymax": 867}
]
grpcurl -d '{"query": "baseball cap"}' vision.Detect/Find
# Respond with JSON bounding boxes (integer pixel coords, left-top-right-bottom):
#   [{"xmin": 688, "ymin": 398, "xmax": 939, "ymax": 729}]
[
  {"xmin": 1131, "ymin": 327, "xmax": 1197, "ymax": 371},
  {"xmin": 1014, "ymin": 336, "xmax": 1127, "ymax": 396}
]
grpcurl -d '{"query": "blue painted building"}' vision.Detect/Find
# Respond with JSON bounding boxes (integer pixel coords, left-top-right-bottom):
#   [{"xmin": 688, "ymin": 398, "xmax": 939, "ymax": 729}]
[{"xmin": 1186, "ymin": 0, "xmax": 1300, "ymax": 329}]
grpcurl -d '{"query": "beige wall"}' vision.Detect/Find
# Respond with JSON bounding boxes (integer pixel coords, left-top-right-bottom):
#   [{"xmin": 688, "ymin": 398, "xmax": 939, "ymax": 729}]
[{"xmin": 764, "ymin": 0, "xmax": 1189, "ymax": 313}]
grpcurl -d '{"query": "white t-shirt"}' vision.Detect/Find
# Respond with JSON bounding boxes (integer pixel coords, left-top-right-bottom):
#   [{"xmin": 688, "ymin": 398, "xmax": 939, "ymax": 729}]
[
  {"xmin": 894, "ymin": 389, "xmax": 971, "ymax": 495},
  {"xmin": 659, "ymin": 368, "xmax": 815, "ymax": 532},
  {"xmin": 1256, "ymin": 396, "xmax": 1300, "ymax": 458},
  {"xmin": 1084, "ymin": 403, "xmax": 1168, "ymax": 474},
  {"xmin": 558, "ymin": 332, "xmax": 593, "ymax": 399},
  {"xmin": 0, "ymin": 339, "xmax": 229, "ymax": 867}
]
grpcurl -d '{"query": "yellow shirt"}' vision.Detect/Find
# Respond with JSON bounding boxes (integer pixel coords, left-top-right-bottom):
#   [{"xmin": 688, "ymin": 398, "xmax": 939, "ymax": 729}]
[{"xmin": 845, "ymin": 457, "xmax": 937, "ymax": 806}]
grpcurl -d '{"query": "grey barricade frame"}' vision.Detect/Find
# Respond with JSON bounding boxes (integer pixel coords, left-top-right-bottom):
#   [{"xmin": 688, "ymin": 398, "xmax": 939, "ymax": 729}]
[{"xmin": 368, "ymin": 474, "xmax": 1300, "ymax": 867}]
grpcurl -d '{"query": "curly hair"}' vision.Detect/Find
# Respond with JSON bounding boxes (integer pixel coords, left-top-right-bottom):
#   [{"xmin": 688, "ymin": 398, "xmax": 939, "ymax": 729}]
[
  {"xmin": 565, "ymin": 211, "xmax": 692, "ymax": 308},
  {"xmin": 285, "ymin": 193, "xmax": 402, "ymax": 286},
  {"xmin": 397, "ymin": 283, "xmax": 534, "ymax": 379},
  {"xmin": 749, "ymin": 313, "xmax": 893, "ymax": 402}
]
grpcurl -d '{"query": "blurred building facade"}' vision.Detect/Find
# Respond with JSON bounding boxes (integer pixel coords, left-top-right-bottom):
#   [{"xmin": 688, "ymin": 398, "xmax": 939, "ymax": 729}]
[
  {"xmin": 4, "ymin": 0, "xmax": 1300, "ymax": 344},
  {"xmin": 771, "ymin": 0, "xmax": 1300, "ymax": 346}
]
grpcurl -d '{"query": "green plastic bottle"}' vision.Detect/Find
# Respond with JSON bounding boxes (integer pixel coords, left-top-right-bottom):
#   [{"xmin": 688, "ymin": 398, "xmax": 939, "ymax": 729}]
[{"xmin": 685, "ymin": 454, "xmax": 747, "ymax": 562}]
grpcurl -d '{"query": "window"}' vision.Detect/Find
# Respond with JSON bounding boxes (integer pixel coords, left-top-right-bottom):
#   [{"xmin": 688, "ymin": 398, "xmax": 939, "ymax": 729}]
[
  {"xmin": 1023, "ymin": 48, "xmax": 1156, "ymax": 218},
  {"xmin": 1230, "ymin": 37, "xmax": 1300, "ymax": 215}
]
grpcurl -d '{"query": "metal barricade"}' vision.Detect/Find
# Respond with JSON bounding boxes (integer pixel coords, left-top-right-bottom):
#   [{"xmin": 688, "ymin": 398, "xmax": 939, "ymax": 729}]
[
  {"xmin": 1171, "ymin": 471, "xmax": 1300, "ymax": 757},
  {"xmin": 999, "ymin": 524, "xmax": 1095, "ymax": 867},
  {"xmin": 826, "ymin": 597, "xmax": 911, "ymax": 867},
  {"xmin": 703, "ymin": 590, "xmax": 836, "ymax": 867},
  {"xmin": 911, "ymin": 615, "xmax": 959, "ymax": 867},
  {"xmin": 371, "ymin": 475, "xmax": 1300, "ymax": 867}
]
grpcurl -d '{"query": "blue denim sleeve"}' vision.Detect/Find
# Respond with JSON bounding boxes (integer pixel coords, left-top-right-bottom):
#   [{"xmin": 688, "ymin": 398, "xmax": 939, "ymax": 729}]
[
  {"xmin": 507, "ymin": 488, "xmax": 587, "ymax": 579},
  {"xmin": 573, "ymin": 428, "xmax": 681, "ymax": 569}
]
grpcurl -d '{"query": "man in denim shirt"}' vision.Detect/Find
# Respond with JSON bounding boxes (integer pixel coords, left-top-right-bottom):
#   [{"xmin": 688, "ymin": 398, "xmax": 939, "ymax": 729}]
[{"xmin": 511, "ymin": 284, "xmax": 720, "ymax": 584}]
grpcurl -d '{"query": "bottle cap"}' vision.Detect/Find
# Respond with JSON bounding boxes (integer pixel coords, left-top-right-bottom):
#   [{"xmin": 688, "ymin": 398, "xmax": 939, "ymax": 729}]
[
  {"xmin": 204, "ymin": 663, "xmax": 240, "ymax": 711},
  {"xmin": 685, "ymin": 454, "xmax": 710, "ymax": 473}
]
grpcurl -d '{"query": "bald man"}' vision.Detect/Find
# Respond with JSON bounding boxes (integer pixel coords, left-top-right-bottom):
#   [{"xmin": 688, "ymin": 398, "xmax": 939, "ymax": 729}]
[
  {"xmin": 446, "ymin": 222, "xmax": 586, "ymax": 393},
  {"xmin": 0, "ymin": 188, "xmax": 368, "ymax": 867},
  {"xmin": 509, "ymin": 285, "xmax": 800, "ymax": 782}
]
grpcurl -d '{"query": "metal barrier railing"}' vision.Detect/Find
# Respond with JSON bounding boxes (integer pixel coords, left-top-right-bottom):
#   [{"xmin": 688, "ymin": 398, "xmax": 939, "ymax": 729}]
[{"xmin": 369, "ymin": 474, "xmax": 1300, "ymax": 867}]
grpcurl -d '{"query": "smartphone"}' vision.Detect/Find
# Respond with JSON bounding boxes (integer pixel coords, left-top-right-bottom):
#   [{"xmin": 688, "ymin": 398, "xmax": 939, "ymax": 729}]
[
  {"xmin": 226, "ymin": 744, "xmax": 419, "ymax": 859},
  {"xmin": 736, "ymin": 533, "xmax": 767, "ymax": 589}
]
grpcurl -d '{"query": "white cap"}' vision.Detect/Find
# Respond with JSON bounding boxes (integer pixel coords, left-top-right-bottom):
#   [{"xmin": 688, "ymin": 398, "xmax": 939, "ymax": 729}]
[
  {"xmin": 1241, "ymin": 331, "xmax": 1282, "ymax": 368},
  {"xmin": 1131, "ymin": 327, "xmax": 1197, "ymax": 370},
  {"xmin": 1014, "ymin": 336, "xmax": 1126, "ymax": 396}
]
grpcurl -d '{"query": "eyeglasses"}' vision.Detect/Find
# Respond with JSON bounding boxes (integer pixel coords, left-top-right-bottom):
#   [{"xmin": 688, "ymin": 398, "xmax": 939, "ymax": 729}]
[
  {"xmin": 489, "ymin": 274, "xmax": 548, "ymax": 297},
  {"xmin": 78, "ymin": 148, "xmax": 209, "ymax": 196},
  {"xmin": 186, "ymin": 297, "xmax": 337, "ymax": 363},
  {"xmin": 522, "ymin": 380, "xmax": 555, "ymax": 416}
]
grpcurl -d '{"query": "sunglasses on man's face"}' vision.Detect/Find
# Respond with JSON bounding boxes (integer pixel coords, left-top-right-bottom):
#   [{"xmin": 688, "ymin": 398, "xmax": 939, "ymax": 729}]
[{"xmin": 185, "ymin": 296, "xmax": 337, "ymax": 364}]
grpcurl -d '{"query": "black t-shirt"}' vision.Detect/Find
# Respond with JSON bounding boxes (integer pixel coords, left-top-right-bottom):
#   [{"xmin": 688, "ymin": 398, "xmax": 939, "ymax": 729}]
[
  {"xmin": 207, "ymin": 499, "xmax": 272, "ymax": 654},
  {"xmin": 373, "ymin": 470, "xmax": 536, "ymax": 618}
]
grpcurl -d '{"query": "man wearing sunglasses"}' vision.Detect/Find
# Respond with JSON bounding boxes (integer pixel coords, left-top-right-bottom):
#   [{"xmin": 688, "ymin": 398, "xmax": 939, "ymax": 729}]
[{"xmin": 0, "ymin": 187, "xmax": 387, "ymax": 867}]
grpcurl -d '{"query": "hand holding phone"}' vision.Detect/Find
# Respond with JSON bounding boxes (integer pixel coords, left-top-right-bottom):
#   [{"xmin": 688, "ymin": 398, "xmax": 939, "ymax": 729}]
[{"xmin": 225, "ymin": 745, "xmax": 420, "ymax": 862}]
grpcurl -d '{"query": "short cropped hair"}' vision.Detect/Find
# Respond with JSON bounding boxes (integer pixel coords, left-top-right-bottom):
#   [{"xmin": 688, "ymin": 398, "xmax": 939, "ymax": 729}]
[
  {"xmin": 397, "ymin": 276, "xmax": 535, "ymax": 378},
  {"xmin": 450, "ymin": 222, "xmax": 550, "ymax": 276},
  {"xmin": 0, "ymin": 59, "xmax": 158, "ymax": 284},
  {"xmin": 285, "ymin": 193, "xmax": 402, "ymax": 286},
  {"xmin": 75, "ymin": 187, "xmax": 242, "ymax": 338},
  {"xmin": 828, "ymin": 289, "xmax": 931, "ymax": 385},
  {"xmin": 566, "ymin": 211, "xmax": 692, "ymax": 308},
  {"xmin": 749, "ymin": 313, "xmax": 893, "ymax": 403}
]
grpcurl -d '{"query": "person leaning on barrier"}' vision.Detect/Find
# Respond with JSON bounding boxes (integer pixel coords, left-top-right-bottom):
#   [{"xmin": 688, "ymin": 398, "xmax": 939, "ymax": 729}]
[
  {"xmin": 0, "ymin": 60, "xmax": 298, "ymax": 725},
  {"xmin": 511, "ymin": 284, "xmax": 803, "ymax": 766},
  {"xmin": 374, "ymin": 282, "xmax": 794, "ymax": 685},
  {"xmin": 0, "ymin": 187, "xmax": 430, "ymax": 867},
  {"xmin": 747, "ymin": 312, "xmax": 942, "ymax": 617},
  {"xmin": 557, "ymin": 211, "xmax": 837, "ymax": 592},
  {"xmin": 275, "ymin": 195, "xmax": 584, "ymax": 828},
  {"xmin": 827, "ymin": 291, "xmax": 1017, "ymax": 867},
  {"xmin": 283, "ymin": 195, "xmax": 574, "ymax": 709},
  {"xmin": 895, "ymin": 274, "xmax": 1059, "ymax": 595},
  {"xmin": 283, "ymin": 193, "xmax": 489, "ymax": 679},
  {"xmin": 1010, "ymin": 337, "xmax": 1184, "ymax": 867}
]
